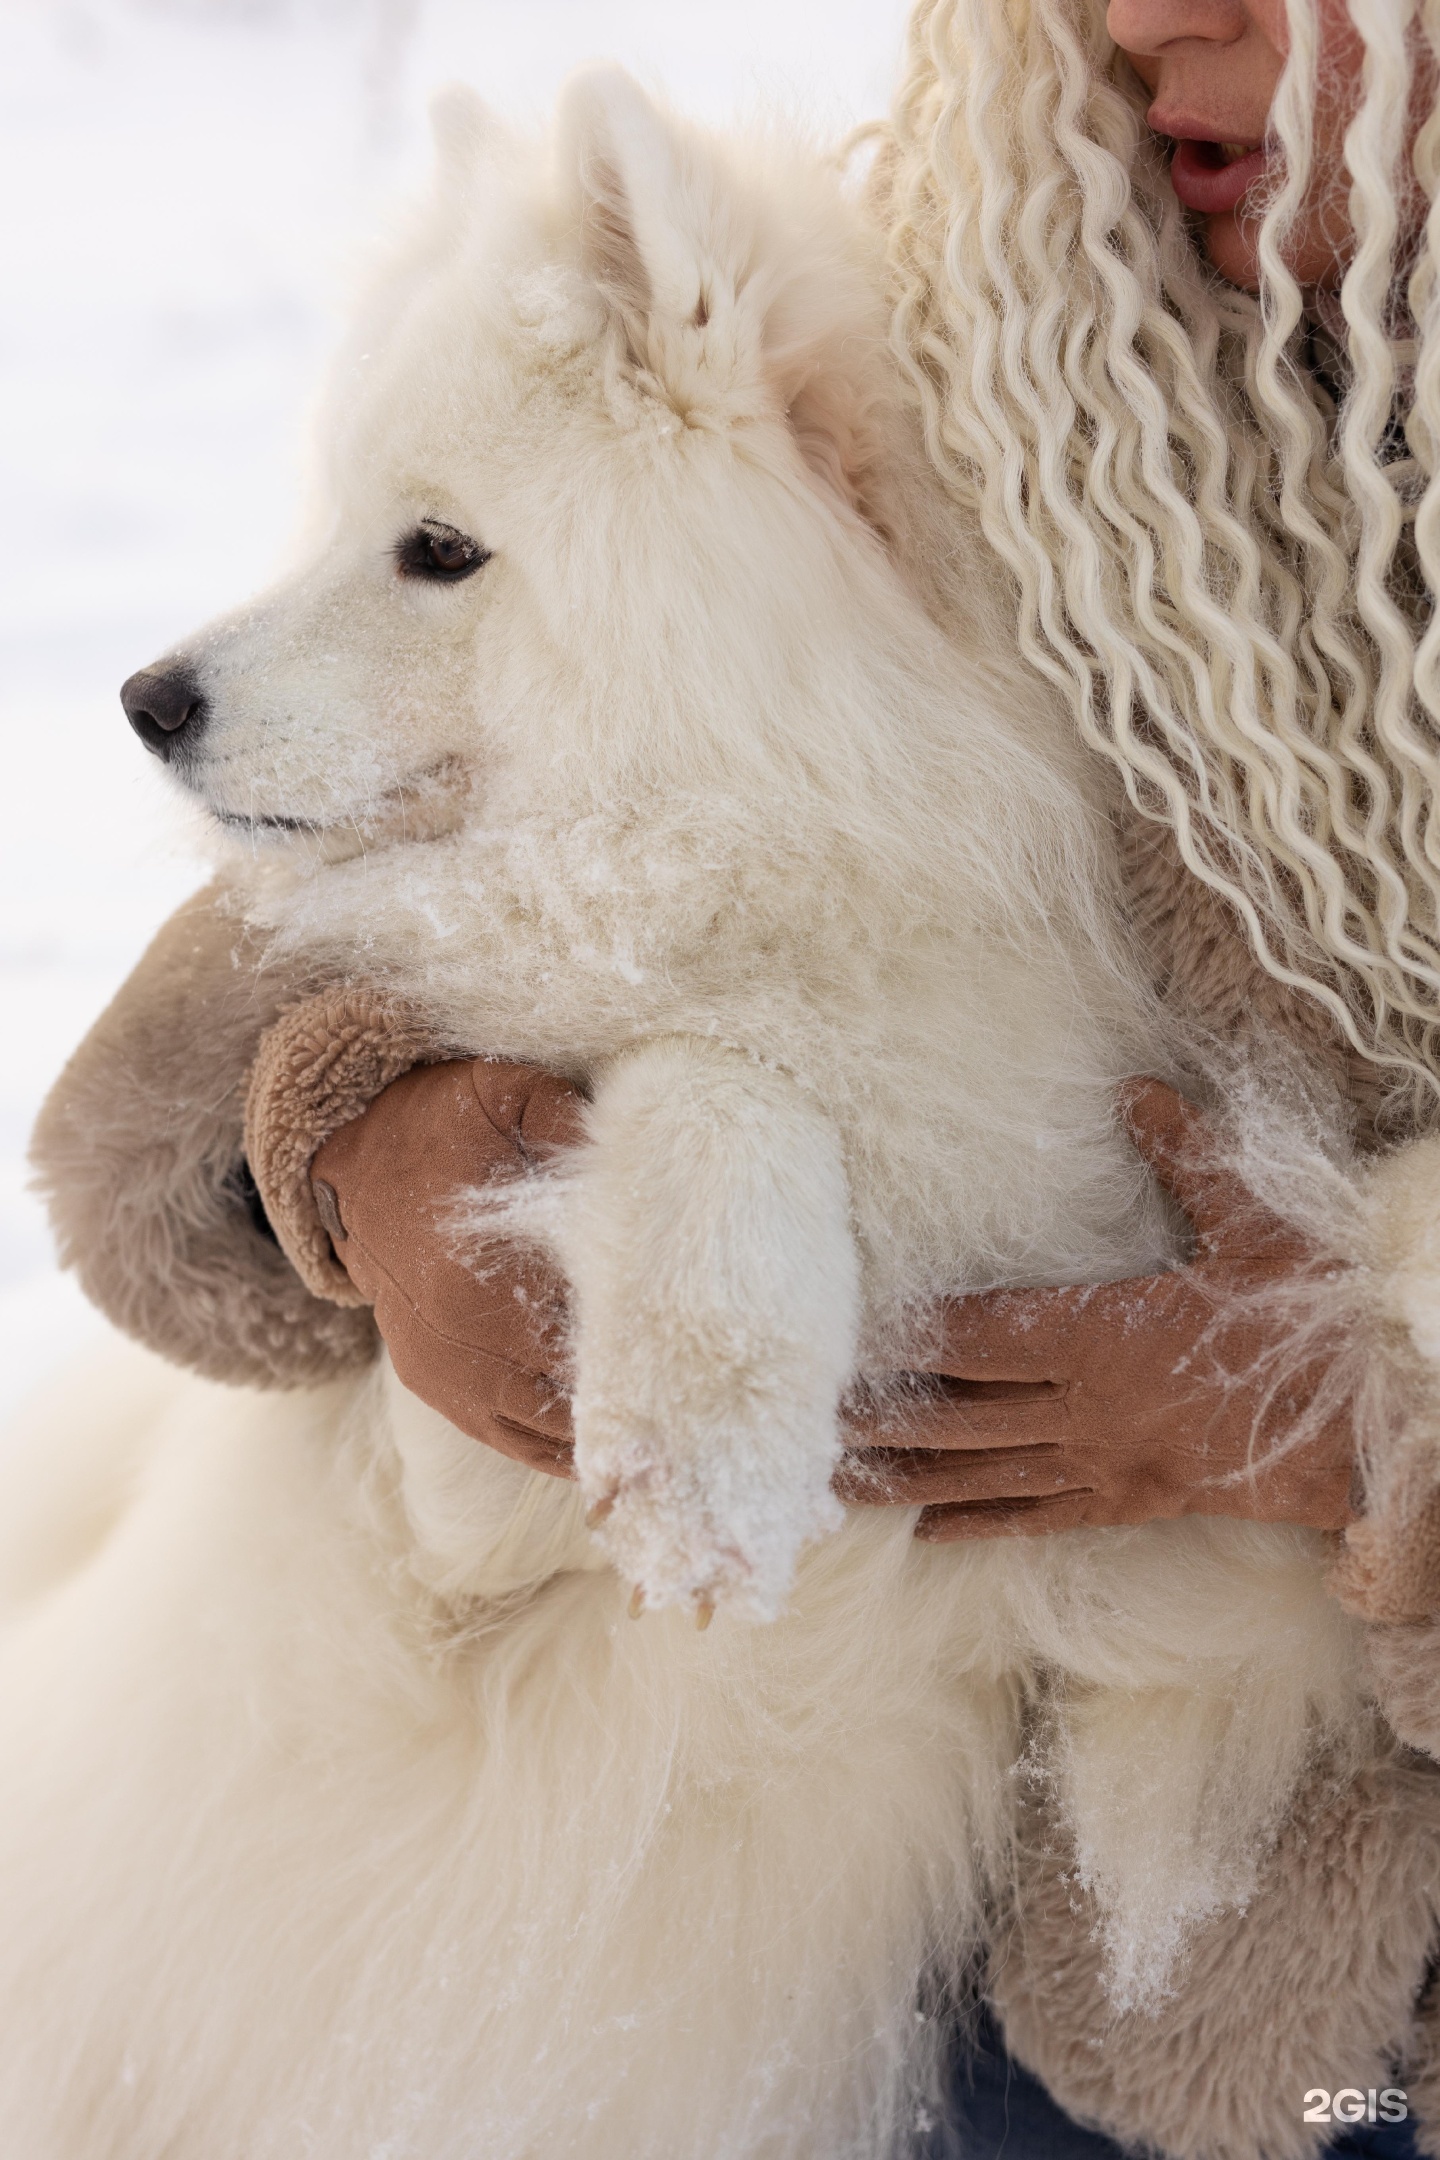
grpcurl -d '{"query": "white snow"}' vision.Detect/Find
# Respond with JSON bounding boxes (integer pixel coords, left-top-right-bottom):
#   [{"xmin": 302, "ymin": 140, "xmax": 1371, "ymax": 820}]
[{"xmin": 0, "ymin": 0, "xmax": 908, "ymax": 1420}]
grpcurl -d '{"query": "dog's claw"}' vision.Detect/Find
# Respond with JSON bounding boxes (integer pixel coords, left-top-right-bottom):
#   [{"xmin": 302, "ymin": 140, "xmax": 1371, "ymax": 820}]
[
  {"xmin": 627, "ymin": 1584, "xmax": 646, "ymax": 1620},
  {"xmin": 694, "ymin": 1598, "xmax": 715, "ymax": 1632},
  {"xmin": 586, "ymin": 1494, "xmax": 616, "ymax": 1531}
]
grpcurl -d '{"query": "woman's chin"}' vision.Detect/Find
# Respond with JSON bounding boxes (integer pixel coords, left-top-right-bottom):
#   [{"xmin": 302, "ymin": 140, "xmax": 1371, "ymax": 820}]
[
  {"xmin": 1201, "ymin": 208, "xmax": 1352, "ymax": 298},
  {"xmin": 1201, "ymin": 208, "xmax": 1263, "ymax": 293}
]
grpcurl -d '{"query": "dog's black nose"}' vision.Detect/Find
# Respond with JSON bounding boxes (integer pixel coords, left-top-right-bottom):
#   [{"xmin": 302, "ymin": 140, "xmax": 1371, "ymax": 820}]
[{"xmin": 121, "ymin": 665, "xmax": 208, "ymax": 761}]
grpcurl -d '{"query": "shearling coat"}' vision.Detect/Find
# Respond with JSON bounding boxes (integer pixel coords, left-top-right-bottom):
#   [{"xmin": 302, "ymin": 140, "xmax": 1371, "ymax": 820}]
[{"xmin": 27, "ymin": 811, "xmax": 1440, "ymax": 2160}]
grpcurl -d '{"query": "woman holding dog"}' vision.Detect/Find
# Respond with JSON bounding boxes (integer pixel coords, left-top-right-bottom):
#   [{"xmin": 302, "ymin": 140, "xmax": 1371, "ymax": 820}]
[{"xmin": 31, "ymin": 1, "xmax": 1440, "ymax": 2154}]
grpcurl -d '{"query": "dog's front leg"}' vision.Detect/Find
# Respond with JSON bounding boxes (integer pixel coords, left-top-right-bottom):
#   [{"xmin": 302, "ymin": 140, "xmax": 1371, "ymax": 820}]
[{"xmin": 558, "ymin": 1036, "xmax": 859, "ymax": 1623}]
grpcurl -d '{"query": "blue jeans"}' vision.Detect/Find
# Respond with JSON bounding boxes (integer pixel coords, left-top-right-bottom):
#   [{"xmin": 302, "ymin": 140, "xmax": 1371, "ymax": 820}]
[{"xmin": 922, "ymin": 2010, "xmax": 1426, "ymax": 2159}]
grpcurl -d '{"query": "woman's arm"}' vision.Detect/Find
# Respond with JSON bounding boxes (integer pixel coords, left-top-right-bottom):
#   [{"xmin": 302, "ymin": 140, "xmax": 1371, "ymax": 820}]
[
  {"xmin": 244, "ymin": 1014, "xmax": 1362, "ymax": 1544},
  {"xmin": 34, "ymin": 895, "xmax": 1438, "ymax": 1646},
  {"xmin": 29, "ymin": 880, "xmax": 380, "ymax": 1388}
]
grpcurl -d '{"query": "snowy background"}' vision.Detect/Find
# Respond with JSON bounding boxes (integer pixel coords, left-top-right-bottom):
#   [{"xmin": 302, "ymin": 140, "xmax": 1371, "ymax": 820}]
[{"xmin": 0, "ymin": 0, "xmax": 910, "ymax": 1421}]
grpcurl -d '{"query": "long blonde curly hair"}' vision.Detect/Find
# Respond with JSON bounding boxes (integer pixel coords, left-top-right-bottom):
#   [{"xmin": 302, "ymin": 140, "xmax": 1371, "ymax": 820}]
[{"xmin": 881, "ymin": 0, "xmax": 1440, "ymax": 1112}]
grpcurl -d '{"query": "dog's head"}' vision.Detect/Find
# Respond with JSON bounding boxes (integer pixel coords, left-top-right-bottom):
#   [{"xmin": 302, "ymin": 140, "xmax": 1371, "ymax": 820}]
[{"xmin": 120, "ymin": 70, "xmax": 911, "ymax": 849}]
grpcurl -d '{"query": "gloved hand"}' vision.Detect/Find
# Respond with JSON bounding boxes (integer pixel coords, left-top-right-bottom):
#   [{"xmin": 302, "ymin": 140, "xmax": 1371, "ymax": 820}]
[
  {"xmin": 837, "ymin": 1078, "xmax": 1356, "ymax": 1539},
  {"xmin": 311, "ymin": 1056, "xmax": 582, "ymax": 1477},
  {"xmin": 244, "ymin": 1000, "xmax": 1356, "ymax": 1536}
]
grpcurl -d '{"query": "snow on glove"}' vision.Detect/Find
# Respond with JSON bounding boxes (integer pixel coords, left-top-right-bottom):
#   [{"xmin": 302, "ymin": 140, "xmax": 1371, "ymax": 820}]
[{"xmin": 835, "ymin": 1079, "xmax": 1358, "ymax": 1541}]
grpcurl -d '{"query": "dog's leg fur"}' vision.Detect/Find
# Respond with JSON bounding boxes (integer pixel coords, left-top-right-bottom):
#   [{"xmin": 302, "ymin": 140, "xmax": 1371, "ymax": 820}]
[{"xmin": 547, "ymin": 1037, "xmax": 860, "ymax": 1620}]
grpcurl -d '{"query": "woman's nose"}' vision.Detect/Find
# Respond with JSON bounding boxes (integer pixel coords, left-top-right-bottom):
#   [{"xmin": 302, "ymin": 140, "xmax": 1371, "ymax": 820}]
[{"xmin": 1105, "ymin": 0, "xmax": 1247, "ymax": 58}]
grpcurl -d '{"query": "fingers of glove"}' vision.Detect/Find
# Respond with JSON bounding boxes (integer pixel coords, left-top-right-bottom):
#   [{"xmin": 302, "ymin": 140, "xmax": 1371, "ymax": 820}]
[
  {"xmin": 1116, "ymin": 1076, "xmax": 1206, "ymax": 1174},
  {"xmin": 1119, "ymin": 1077, "xmax": 1251, "ymax": 1244},
  {"xmin": 871, "ymin": 1425, "xmax": 1241, "ymax": 1527},
  {"xmin": 834, "ymin": 1440, "xmax": 1080, "ymax": 1509},
  {"xmin": 1117, "ymin": 1077, "xmax": 1299, "ymax": 1266},
  {"xmin": 921, "ymin": 1286, "xmax": 1088, "ymax": 1385},
  {"xmin": 468, "ymin": 1059, "xmax": 587, "ymax": 1160},
  {"xmin": 366, "ymin": 1253, "xmax": 575, "ymax": 1470},
  {"xmin": 913, "ymin": 1489, "xmax": 1099, "ymax": 1540},
  {"xmin": 920, "ymin": 1268, "xmax": 1190, "ymax": 1387},
  {"xmin": 492, "ymin": 1356, "xmax": 575, "ymax": 1448},
  {"xmin": 923, "ymin": 1270, "xmax": 1242, "ymax": 1463},
  {"xmin": 487, "ymin": 1422, "xmax": 577, "ymax": 1479},
  {"xmin": 844, "ymin": 1376, "xmax": 1071, "ymax": 1451},
  {"xmin": 381, "ymin": 1232, "xmax": 566, "ymax": 1376}
]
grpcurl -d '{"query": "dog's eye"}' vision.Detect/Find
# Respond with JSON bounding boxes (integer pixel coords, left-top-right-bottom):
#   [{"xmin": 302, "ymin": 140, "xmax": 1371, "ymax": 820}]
[{"xmin": 395, "ymin": 521, "xmax": 490, "ymax": 583}]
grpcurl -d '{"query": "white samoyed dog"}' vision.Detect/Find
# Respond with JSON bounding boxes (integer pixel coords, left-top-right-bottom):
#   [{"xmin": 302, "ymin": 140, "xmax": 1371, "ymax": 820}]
[{"xmin": 0, "ymin": 70, "xmax": 1365, "ymax": 2160}]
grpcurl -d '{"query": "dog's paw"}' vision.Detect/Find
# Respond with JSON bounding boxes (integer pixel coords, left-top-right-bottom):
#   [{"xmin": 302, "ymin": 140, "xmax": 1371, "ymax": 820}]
[{"xmin": 575, "ymin": 1409, "xmax": 843, "ymax": 1624}]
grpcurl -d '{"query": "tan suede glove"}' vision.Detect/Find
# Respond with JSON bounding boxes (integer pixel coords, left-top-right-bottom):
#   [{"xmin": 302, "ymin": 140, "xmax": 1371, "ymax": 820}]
[
  {"xmin": 245, "ymin": 999, "xmax": 1357, "ymax": 1535},
  {"xmin": 308, "ymin": 1056, "xmax": 579, "ymax": 1477},
  {"xmin": 843, "ymin": 1076, "xmax": 1358, "ymax": 1541}
]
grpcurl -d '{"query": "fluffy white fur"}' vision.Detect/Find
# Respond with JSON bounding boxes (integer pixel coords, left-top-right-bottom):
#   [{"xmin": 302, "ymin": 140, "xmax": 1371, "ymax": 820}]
[{"xmin": 0, "ymin": 72, "xmax": 1383, "ymax": 2157}]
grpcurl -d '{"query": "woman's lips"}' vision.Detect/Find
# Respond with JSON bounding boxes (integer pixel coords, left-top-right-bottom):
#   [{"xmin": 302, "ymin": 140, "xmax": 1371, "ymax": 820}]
[{"xmin": 1169, "ymin": 137, "xmax": 1269, "ymax": 216}]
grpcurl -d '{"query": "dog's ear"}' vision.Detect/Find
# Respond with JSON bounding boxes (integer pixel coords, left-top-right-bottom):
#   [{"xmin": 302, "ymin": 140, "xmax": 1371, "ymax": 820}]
[
  {"xmin": 430, "ymin": 85, "xmax": 506, "ymax": 191},
  {"xmin": 556, "ymin": 68, "xmax": 703, "ymax": 335},
  {"xmin": 557, "ymin": 67, "xmax": 890, "ymax": 524}
]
